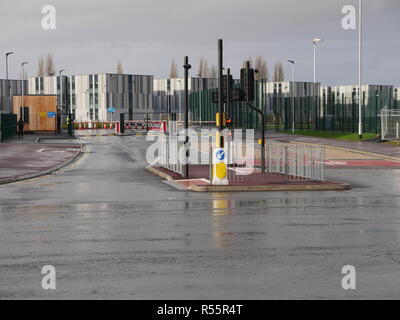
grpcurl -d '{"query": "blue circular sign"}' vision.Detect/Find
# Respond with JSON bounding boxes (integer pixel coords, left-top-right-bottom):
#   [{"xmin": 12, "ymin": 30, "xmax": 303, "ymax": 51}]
[{"xmin": 216, "ymin": 149, "xmax": 225, "ymax": 161}]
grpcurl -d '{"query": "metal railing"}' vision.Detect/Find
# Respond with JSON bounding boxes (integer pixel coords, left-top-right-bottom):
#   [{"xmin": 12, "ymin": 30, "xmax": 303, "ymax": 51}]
[
  {"xmin": 265, "ymin": 143, "xmax": 325, "ymax": 182},
  {"xmin": 157, "ymin": 132, "xmax": 325, "ymax": 183},
  {"xmin": 159, "ymin": 134, "xmax": 185, "ymax": 176},
  {"xmin": 381, "ymin": 109, "xmax": 400, "ymax": 141}
]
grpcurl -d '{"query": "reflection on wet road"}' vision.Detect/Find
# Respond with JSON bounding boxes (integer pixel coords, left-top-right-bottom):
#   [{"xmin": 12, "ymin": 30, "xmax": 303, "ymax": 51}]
[{"xmin": 1, "ymin": 136, "xmax": 400, "ymax": 299}]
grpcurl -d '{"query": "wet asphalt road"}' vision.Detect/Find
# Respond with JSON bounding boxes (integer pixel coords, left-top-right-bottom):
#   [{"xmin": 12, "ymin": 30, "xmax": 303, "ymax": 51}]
[{"xmin": 1, "ymin": 135, "xmax": 400, "ymax": 299}]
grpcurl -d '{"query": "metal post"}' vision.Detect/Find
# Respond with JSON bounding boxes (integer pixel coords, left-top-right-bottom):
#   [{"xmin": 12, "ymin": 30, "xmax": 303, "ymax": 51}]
[
  {"xmin": 226, "ymin": 68, "xmax": 231, "ymax": 128},
  {"xmin": 183, "ymin": 56, "xmax": 192, "ymax": 179},
  {"xmin": 313, "ymin": 43, "xmax": 316, "ymax": 83},
  {"xmin": 120, "ymin": 113, "xmax": 125, "ymax": 134},
  {"xmin": 358, "ymin": 0, "xmax": 363, "ymax": 139},
  {"xmin": 288, "ymin": 60, "xmax": 295, "ymax": 133},
  {"xmin": 218, "ymin": 39, "xmax": 224, "ymax": 135},
  {"xmin": 246, "ymin": 61, "xmax": 265, "ymax": 173},
  {"xmin": 21, "ymin": 62, "xmax": 28, "ymax": 121},
  {"xmin": 6, "ymin": 52, "xmax": 14, "ymax": 113}
]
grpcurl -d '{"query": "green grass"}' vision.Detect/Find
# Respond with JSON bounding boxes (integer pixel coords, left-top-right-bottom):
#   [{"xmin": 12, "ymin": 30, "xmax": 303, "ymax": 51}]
[{"xmin": 282, "ymin": 130, "xmax": 377, "ymax": 141}]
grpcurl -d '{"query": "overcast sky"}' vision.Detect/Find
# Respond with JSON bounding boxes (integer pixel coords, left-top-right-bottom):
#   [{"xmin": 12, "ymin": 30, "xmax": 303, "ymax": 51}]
[{"xmin": 1, "ymin": 0, "xmax": 399, "ymax": 86}]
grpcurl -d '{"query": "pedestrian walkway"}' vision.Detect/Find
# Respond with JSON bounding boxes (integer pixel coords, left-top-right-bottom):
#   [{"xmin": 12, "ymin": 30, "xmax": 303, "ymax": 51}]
[
  {"xmin": 267, "ymin": 132, "xmax": 400, "ymax": 159},
  {"xmin": 0, "ymin": 133, "xmax": 81, "ymax": 184}
]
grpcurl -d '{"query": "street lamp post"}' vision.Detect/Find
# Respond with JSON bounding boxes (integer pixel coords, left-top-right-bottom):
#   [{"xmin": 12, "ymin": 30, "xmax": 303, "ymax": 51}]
[
  {"xmin": 288, "ymin": 60, "xmax": 295, "ymax": 133},
  {"xmin": 358, "ymin": 0, "xmax": 363, "ymax": 139},
  {"xmin": 313, "ymin": 39, "xmax": 323, "ymax": 131},
  {"xmin": 21, "ymin": 62, "xmax": 28, "ymax": 121},
  {"xmin": 312, "ymin": 38, "xmax": 323, "ymax": 83},
  {"xmin": 6, "ymin": 52, "xmax": 14, "ymax": 112},
  {"xmin": 59, "ymin": 69, "xmax": 66, "ymax": 111}
]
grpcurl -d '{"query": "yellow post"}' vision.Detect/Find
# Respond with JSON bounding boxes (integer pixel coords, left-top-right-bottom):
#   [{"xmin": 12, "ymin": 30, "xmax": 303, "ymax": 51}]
[{"xmin": 212, "ymin": 113, "xmax": 228, "ymax": 185}]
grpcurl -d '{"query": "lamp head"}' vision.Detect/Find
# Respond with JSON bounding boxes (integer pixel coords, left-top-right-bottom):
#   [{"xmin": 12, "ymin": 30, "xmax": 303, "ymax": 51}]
[{"xmin": 313, "ymin": 38, "xmax": 324, "ymax": 44}]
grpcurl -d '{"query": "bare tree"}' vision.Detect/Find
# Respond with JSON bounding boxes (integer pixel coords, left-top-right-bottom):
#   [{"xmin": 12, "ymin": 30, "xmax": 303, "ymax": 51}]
[
  {"xmin": 254, "ymin": 56, "xmax": 268, "ymax": 80},
  {"xmin": 45, "ymin": 52, "xmax": 55, "ymax": 76},
  {"xmin": 169, "ymin": 59, "xmax": 178, "ymax": 78},
  {"xmin": 273, "ymin": 61, "xmax": 285, "ymax": 82},
  {"xmin": 117, "ymin": 60, "xmax": 124, "ymax": 74},
  {"xmin": 203, "ymin": 60, "xmax": 209, "ymax": 78},
  {"xmin": 209, "ymin": 64, "xmax": 218, "ymax": 78},
  {"xmin": 197, "ymin": 57, "xmax": 204, "ymax": 77},
  {"xmin": 37, "ymin": 56, "xmax": 45, "ymax": 77},
  {"xmin": 197, "ymin": 57, "xmax": 210, "ymax": 78},
  {"xmin": 242, "ymin": 57, "xmax": 254, "ymax": 68}
]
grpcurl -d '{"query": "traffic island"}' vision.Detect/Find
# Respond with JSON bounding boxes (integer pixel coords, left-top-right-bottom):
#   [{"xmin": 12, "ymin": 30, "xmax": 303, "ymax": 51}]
[{"xmin": 146, "ymin": 165, "xmax": 351, "ymax": 192}]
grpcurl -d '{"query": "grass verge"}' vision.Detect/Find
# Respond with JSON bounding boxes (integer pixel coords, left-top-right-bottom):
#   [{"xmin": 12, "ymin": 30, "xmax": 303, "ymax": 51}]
[{"xmin": 282, "ymin": 130, "xmax": 377, "ymax": 141}]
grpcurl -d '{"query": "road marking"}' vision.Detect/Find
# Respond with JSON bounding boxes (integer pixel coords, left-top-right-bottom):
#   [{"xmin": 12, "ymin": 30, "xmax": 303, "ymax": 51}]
[{"xmin": 54, "ymin": 145, "xmax": 90, "ymax": 175}]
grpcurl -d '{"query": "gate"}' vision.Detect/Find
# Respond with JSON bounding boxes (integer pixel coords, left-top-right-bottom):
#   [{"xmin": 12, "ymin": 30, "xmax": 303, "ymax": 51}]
[{"xmin": 381, "ymin": 109, "xmax": 400, "ymax": 140}]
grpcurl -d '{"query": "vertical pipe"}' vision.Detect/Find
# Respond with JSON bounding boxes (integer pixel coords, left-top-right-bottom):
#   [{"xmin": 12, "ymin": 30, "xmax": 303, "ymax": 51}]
[
  {"xmin": 313, "ymin": 44, "xmax": 316, "ymax": 83},
  {"xmin": 358, "ymin": 0, "xmax": 363, "ymax": 139},
  {"xmin": 226, "ymin": 68, "xmax": 231, "ymax": 128},
  {"xmin": 218, "ymin": 39, "xmax": 224, "ymax": 138},
  {"xmin": 183, "ymin": 56, "xmax": 191, "ymax": 178}
]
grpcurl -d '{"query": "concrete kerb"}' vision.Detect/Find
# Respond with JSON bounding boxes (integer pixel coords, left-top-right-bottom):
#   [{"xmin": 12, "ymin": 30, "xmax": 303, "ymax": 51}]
[
  {"xmin": 146, "ymin": 166, "xmax": 351, "ymax": 192},
  {"xmin": 190, "ymin": 183, "xmax": 351, "ymax": 192},
  {"xmin": 288, "ymin": 140, "xmax": 400, "ymax": 162},
  {"xmin": 146, "ymin": 165, "xmax": 174, "ymax": 181},
  {"xmin": 0, "ymin": 139, "xmax": 86, "ymax": 186}
]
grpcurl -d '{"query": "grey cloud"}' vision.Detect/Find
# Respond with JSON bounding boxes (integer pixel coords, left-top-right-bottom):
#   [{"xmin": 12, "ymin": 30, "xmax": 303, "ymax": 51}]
[{"xmin": 0, "ymin": 0, "xmax": 399, "ymax": 86}]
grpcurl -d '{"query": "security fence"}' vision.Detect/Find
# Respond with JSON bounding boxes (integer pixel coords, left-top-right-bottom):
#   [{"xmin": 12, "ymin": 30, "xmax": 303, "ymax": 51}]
[
  {"xmin": 381, "ymin": 109, "xmax": 400, "ymax": 140},
  {"xmin": 190, "ymin": 82, "xmax": 393, "ymax": 134}
]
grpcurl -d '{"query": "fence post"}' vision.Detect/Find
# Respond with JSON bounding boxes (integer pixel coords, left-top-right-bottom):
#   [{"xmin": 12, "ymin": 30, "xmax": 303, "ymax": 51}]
[{"xmin": 284, "ymin": 146, "xmax": 289, "ymax": 184}]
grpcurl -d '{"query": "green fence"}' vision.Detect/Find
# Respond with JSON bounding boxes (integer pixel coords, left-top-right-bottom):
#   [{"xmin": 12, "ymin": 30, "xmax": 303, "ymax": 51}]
[
  {"xmin": 190, "ymin": 81, "xmax": 391, "ymax": 134},
  {"xmin": 283, "ymin": 94, "xmax": 388, "ymax": 134},
  {"xmin": 190, "ymin": 80, "xmax": 267, "ymax": 129},
  {"xmin": 0, "ymin": 113, "xmax": 17, "ymax": 142}
]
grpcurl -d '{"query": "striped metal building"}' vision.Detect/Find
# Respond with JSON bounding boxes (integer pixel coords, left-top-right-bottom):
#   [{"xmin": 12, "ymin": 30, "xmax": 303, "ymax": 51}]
[{"xmin": 28, "ymin": 74, "xmax": 153, "ymax": 122}]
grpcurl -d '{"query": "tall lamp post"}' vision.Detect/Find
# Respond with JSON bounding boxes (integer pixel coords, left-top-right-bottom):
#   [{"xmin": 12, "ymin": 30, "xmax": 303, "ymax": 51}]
[
  {"xmin": 313, "ymin": 38, "xmax": 323, "ymax": 130},
  {"xmin": 21, "ymin": 62, "xmax": 28, "ymax": 121},
  {"xmin": 59, "ymin": 69, "xmax": 66, "ymax": 112},
  {"xmin": 312, "ymin": 38, "xmax": 323, "ymax": 83},
  {"xmin": 358, "ymin": 0, "xmax": 363, "ymax": 139},
  {"xmin": 6, "ymin": 52, "xmax": 14, "ymax": 112},
  {"xmin": 288, "ymin": 60, "xmax": 295, "ymax": 133}
]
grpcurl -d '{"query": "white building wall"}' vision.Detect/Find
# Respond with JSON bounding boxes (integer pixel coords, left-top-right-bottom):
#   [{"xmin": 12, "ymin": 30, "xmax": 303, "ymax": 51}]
[{"xmin": 72, "ymin": 73, "xmax": 153, "ymax": 122}]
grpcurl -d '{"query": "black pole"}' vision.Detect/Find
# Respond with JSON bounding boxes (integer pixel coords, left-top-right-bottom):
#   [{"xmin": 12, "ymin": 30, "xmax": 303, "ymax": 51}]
[
  {"xmin": 226, "ymin": 68, "xmax": 231, "ymax": 129},
  {"xmin": 246, "ymin": 61, "xmax": 265, "ymax": 173},
  {"xmin": 218, "ymin": 39, "xmax": 224, "ymax": 146},
  {"xmin": 120, "ymin": 113, "xmax": 125, "ymax": 134},
  {"xmin": 183, "ymin": 56, "xmax": 191, "ymax": 179}
]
